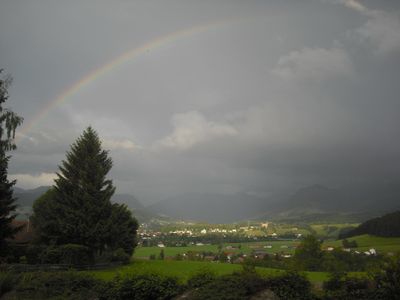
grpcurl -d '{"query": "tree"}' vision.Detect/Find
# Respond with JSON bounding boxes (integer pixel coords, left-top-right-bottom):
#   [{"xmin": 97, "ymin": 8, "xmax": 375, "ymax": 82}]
[
  {"xmin": 293, "ymin": 235, "xmax": 323, "ymax": 271},
  {"xmin": 0, "ymin": 70, "xmax": 23, "ymax": 256},
  {"xmin": 32, "ymin": 127, "xmax": 138, "ymax": 259}
]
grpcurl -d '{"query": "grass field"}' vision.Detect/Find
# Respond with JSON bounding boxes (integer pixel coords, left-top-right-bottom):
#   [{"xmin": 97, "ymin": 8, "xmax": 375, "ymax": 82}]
[
  {"xmin": 323, "ymin": 234, "xmax": 400, "ymax": 253},
  {"xmin": 134, "ymin": 240, "xmax": 300, "ymax": 258},
  {"xmin": 310, "ymin": 223, "xmax": 358, "ymax": 237},
  {"xmin": 88, "ymin": 259, "xmax": 363, "ymax": 284}
]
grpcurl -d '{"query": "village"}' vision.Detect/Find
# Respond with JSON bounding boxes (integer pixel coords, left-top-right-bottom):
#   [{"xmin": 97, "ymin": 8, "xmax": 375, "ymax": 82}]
[{"xmin": 135, "ymin": 221, "xmax": 378, "ymax": 265}]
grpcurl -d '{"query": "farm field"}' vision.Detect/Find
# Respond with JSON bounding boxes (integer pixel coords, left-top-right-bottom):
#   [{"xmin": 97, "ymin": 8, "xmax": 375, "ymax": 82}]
[
  {"xmin": 134, "ymin": 240, "xmax": 300, "ymax": 258},
  {"xmin": 310, "ymin": 223, "xmax": 358, "ymax": 238},
  {"xmin": 323, "ymin": 234, "xmax": 400, "ymax": 254},
  {"xmin": 89, "ymin": 259, "xmax": 361, "ymax": 284}
]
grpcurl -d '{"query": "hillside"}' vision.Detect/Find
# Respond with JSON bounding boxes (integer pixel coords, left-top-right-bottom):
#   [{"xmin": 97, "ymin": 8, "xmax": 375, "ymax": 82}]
[
  {"xmin": 256, "ymin": 183, "xmax": 400, "ymax": 223},
  {"xmin": 325, "ymin": 234, "xmax": 400, "ymax": 254},
  {"xmin": 340, "ymin": 211, "xmax": 400, "ymax": 238},
  {"xmin": 151, "ymin": 183, "xmax": 400, "ymax": 223}
]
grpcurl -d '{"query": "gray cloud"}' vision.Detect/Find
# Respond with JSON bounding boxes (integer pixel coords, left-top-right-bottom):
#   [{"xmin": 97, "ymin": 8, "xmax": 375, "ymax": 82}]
[{"xmin": 2, "ymin": 0, "xmax": 400, "ymax": 204}]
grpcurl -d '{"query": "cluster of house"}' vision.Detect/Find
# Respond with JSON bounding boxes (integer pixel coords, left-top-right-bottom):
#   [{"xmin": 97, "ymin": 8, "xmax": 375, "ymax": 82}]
[{"xmin": 325, "ymin": 246, "xmax": 377, "ymax": 256}]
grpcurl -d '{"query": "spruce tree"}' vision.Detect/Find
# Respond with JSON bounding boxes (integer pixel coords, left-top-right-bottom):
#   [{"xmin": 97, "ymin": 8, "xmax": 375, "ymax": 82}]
[
  {"xmin": 52, "ymin": 127, "xmax": 115, "ymax": 254},
  {"xmin": 0, "ymin": 70, "xmax": 23, "ymax": 256},
  {"xmin": 32, "ymin": 126, "xmax": 139, "ymax": 259}
]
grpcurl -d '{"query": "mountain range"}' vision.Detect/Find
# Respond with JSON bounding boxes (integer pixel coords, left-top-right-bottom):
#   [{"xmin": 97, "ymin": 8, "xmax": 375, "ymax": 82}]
[
  {"xmin": 149, "ymin": 183, "xmax": 400, "ymax": 223},
  {"xmin": 14, "ymin": 182, "xmax": 400, "ymax": 223}
]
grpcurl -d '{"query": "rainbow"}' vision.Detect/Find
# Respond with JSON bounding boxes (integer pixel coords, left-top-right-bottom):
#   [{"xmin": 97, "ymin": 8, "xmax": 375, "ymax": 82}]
[{"xmin": 18, "ymin": 19, "xmax": 236, "ymax": 139}]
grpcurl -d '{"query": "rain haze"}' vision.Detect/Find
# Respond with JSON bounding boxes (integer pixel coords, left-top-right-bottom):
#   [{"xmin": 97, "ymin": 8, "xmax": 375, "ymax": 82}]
[{"xmin": 1, "ymin": 0, "xmax": 400, "ymax": 207}]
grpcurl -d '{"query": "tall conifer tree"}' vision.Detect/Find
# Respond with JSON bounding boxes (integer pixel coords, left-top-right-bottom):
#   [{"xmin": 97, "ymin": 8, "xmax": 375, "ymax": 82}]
[
  {"xmin": 52, "ymin": 127, "xmax": 115, "ymax": 254},
  {"xmin": 32, "ymin": 127, "xmax": 139, "ymax": 260}
]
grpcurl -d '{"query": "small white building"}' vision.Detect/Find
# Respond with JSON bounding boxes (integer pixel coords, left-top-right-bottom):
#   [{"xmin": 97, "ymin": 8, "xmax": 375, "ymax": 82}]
[{"xmin": 200, "ymin": 229, "xmax": 207, "ymax": 234}]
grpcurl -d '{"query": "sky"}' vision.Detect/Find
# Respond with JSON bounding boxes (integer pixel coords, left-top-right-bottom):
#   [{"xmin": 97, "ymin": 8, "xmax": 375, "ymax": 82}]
[{"xmin": 1, "ymin": 0, "xmax": 400, "ymax": 204}]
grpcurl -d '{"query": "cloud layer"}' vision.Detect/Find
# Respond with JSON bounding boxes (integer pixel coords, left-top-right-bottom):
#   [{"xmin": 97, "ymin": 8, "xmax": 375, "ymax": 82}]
[{"xmin": 2, "ymin": 0, "xmax": 400, "ymax": 203}]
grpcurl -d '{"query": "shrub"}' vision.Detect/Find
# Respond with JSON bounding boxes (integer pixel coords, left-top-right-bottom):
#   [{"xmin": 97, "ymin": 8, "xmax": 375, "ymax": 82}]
[
  {"xmin": 16, "ymin": 271, "xmax": 101, "ymax": 299},
  {"xmin": 267, "ymin": 271, "xmax": 315, "ymax": 300},
  {"xmin": 0, "ymin": 272, "xmax": 19, "ymax": 297},
  {"xmin": 25, "ymin": 244, "xmax": 46, "ymax": 264},
  {"xmin": 99, "ymin": 273, "xmax": 182, "ymax": 300},
  {"xmin": 190, "ymin": 271, "xmax": 267, "ymax": 300},
  {"xmin": 187, "ymin": 268, "xmax": 217, "ymax": 288},
  {"xmin": 323, "ymin": 275, "xmax": 373, "ymax": 300},
  {"xmin": 373, "ymin": 254, "xmax": 400, "ymax": 300},
  {"xmin": 59, "ymin": 244, "xmax": 91, "ymax": 265},
  {"xmin": 39, "ymin": 246, "xmax": 62, "ymax": 264},
  {"xmin": 111, "ymin": 248, "xmax": 131, "ymax": 264}
]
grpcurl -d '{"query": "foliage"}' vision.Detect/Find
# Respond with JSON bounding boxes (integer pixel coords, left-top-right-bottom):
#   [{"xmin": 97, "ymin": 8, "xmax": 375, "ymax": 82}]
[
  {"xmin": 0, "ymin": 70, "xmax": 23, "ymax": 257},
  {"xmin": 293, "ymin": 235, "xmax": 323, "ymax": 271},
  {"xmin": 340, "ymin": 211, "xmax": 400, "ymax": 238},
  {"xmin": 187, "ymin": 268, "xmax": 217, "ymax": 288},
  {"xmin": 267, "ymin": 271, "xmax": 315, "ymax": 300},
  {"xmin": 107, "ymin": 203, "xmax": 138, "ymax": 256},
  {"xmin": 31, "ymin": 127, "xmax": 138, "ymax": 261},
  {"xmin": 16, "ymin": 271, "xmax": 101, "ymax": 300},
  {"xmin": 373, "ymin": 254, "xmax": 400, "ymax": 299},
  {"xmin": 0, "ymin": 271, "xmax": 19, "ymax": 297},
  {"xmin": 323, "ymin": 273, "xmax": 374, "ymax": 300},
  {"xmin": 25, "ymin": 244, "xmax": 47, "ymax": 264},
  {"xmin": 189, "ymin": 270, "xmax": 314, "ymax": 300},
  {"xmin": 342, "ymin": 239, "xmax": 358, "ymax": 248},
  {"xmin": 189, "ymin": 271, "xmax": 267, "ymax": 300},
  {"xmin": 98, "ymin": 273, "xmax": 182, "ymax": 300}
]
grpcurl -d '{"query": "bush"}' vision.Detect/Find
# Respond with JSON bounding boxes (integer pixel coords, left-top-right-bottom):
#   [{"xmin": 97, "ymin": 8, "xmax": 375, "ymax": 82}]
[
  {"xmin": 0, "ymin": 272, "xmax": 19, "ymax": 297},
  {"xmin": 25, "ymin": 244, "xmax": 46, "ymax": 264},
  {"xmin": 187, "ymin": 269, "xmax": 217, "ymax": 288},
  {"xmin": 111, "ymin": 248, "xmax": 131, "ymax": 264},
  {"xmin": 39, "ymin": 246, "xmax": 62, "ymax": 264},
  {"xmin": 36, "ymin": 244, "xmax": 91, "ymax": 265},
  {"xmin": 323, "ymin": 275, "xmax": 373, "ymax": 300},
  {"xmin": 190, "ymin": 271, "xmax": 267, "ymax": 300},
  {"xmin": 99, "ymin": 273, "xmax": 182, "ymax": 300},
  {"xmin": 59, "ymin": 244, "xmax": 91, "ymax": 265},
  {"xmin": 373, "ymin": 254, "xmax": 400, "ymax": 300},
  {"xmin": 16, "ymin": 271, "xmax": 101, "ymax": 299},
  {"xmin": 267, "ymin": 271, "xmax": 315, "ymax": 300}
]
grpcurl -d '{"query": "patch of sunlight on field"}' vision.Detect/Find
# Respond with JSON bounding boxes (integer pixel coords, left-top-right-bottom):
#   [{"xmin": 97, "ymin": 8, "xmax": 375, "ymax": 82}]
[
  {"xmin": 134, "ymin": 240, "xmax": 300, "ymax": 258},
  {"xmin": 324, "ymin": 234, "xmax": 400, "ymax": 253},
  {"xmin": 88, "ymin": 259, "xmax": 353, "ymax": 284}
]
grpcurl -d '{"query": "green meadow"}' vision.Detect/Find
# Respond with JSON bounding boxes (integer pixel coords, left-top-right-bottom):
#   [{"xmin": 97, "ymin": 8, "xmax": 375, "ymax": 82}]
[
  {"xmin": 134, "ymin": 240, "xmax": 300, "ymax": 258},
  {"xmin": 323, "ymin": 234, "xmax": 400, "ymax": 253},
  {"xmin": 88, "ymin": 259, "xmax": 363, "ymax": 284}
]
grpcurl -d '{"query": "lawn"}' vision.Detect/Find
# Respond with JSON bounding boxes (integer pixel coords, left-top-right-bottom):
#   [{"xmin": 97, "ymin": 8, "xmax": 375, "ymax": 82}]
[{"xmin": 88, "ymin": 259, "xmax": 360, "ymax": 284}]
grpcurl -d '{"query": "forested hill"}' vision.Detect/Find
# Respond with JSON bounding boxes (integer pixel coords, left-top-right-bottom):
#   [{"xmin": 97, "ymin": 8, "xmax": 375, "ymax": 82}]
[{"xmin": 340, "ymin": 211, "xmax": 400, "ymax": 238}]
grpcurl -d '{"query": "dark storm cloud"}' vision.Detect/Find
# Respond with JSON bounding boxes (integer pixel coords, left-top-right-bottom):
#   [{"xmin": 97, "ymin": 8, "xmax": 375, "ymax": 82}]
[{"xmin": 1, "ymin": 0, "xmax": 399, "ymax": 203}]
